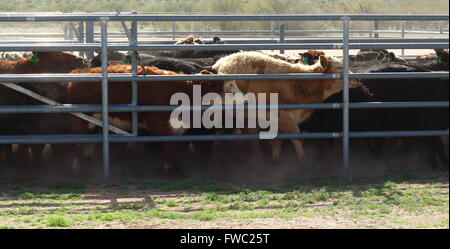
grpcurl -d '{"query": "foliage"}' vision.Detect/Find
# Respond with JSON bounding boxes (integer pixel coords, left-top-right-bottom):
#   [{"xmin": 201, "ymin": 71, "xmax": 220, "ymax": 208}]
[
  {"xmin": 0, "ymin": 0, "xmax": 447, "ymax": 32},
  {"xmin": 1, "ymin": 0, "xmax": 448, "ymax": 14}
]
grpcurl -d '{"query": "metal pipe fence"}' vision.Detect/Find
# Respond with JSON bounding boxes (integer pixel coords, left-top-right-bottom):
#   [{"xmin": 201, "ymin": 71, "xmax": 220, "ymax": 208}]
[
  {"xmin": 0, "ymin": 43, "xmax": 448, "ymax": 52},
  {"xmin": 1, "ymin": 130, "xmax": 449, "ymax": 145},
  {"xmin": 0, "ymin": 13, "xmax": 449, "ymax": 179},
  {"xmin": 1, "ymin": 14, "xmax": 448, "ymax": 50},
  {"xmin": 1, "ymin": 14, "xmax": 447, "ymax": 59},
  {"xmin": 1, "ymin": 14, "xmax": 448, "ymax": 21},
  {"xmin": 1, "ymin": 29, "xmax": 448, "ymax": 38},
  {"xmin": 0, "ymin": 38, "xmax": 449, "ymax": 47}
]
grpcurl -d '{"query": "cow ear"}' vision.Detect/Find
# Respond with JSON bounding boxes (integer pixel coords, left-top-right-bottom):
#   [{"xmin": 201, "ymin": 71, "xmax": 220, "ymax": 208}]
[
  {"xmin": 32, "ymin": 51, "xmax": 50, "ymax": 58},
  {"xmin": 302, "ymin": 52, "xmax": 313, "ymax": 65},
  {"xmin": 318, "ymin": 55, "xmax": 329, "ymax": 69},
  {"xmin": 200, "ymin": 70, "xmax": 213, "ymax": 75},
  {"xmin": 387, "ymin": 52, "xmax": 395, "ymax": 63},
  {"xmin": 301, "ymin": 52, "xmax": 311, "ymax": 57},
  {"xmin": 30, "ymin": 53, "xmax": 40, "ymax": 63}
]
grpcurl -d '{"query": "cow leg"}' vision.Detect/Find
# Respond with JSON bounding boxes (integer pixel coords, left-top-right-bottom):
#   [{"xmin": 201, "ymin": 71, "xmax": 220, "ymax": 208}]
[
  {"xmin": 306, "ymin": 139, "xmax": 330, "ymax": 163},
  {"xmin": 162, "ymin": 142, "xmax": 178, "ymax": 176},
  {"xmin": 429, "ymin": 137, "xmax": 449, "ymax": 170},
  {"xmin": 66, "ymin": 115, "xmax": 91, "ymax": 177},
  {"xmin": 110, "ymin": 144, "xmax": 127, "ymax": 172},
  {"xmin": 365, "ymin": 138, "xmax": 383, "ymax": 158},
  {"xmin": 192, "ymin": 141, "xmax": 213, "ymax": 165},
  {"xmin": 15, "ymin": 144, "xmax": 31, "ymax": 179},
  {"xmin": 1, "ymin": 145, "xmax": 13, "ymax": 166},
  {"xmin": 291, "ymin": 139, "xmax": 305, "ymax": 162},
  {"xmin": 278, "ymin": 112, "xmax": 305, "ymax": 163},
  {"xmin": 270, "ymin": 139, "xmax": 283, "ymax": 163},
  {"xmin": 442, "ymin": 135, "xmax": 449, "ymax": 166},
  {"xmin": 27, "ymin": 144, "xmax": 45, "ymax": 178},
  {"xmin": 144, "ymin": 114, "xmax": 184, "ymax": 177},
  {"xmin": 67, "ymin": 144, "xmax": 84, "ymax": 177},
  {"xmin": 50, "ymin": 144, "xmax": 72, "ymax": 177},
  {"xmin": 29, "ymin": 144, "xmax": 45, "ymax": 167}
]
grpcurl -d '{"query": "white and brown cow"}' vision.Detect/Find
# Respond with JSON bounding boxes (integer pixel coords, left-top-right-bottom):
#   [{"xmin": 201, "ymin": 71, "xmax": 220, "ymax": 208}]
[{"xmin": 212, "ymin": 51, "xmax": 360, "ymax": 166}]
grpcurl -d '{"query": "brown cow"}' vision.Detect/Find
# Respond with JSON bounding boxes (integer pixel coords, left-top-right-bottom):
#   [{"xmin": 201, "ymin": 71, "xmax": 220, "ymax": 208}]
[
  {"xmin": 212, "ymin": 51, "xmax": 360, "ymax": 167},
  {"xmin": 0, "ymin": 51, "xmax": 88, "ymax": 170},
  {"xmin": 173, "ymin": 35, "xmax": 238, "ymax": 59},
  {"xmin": 0, "ymin": 51, "xmax": 87, "ymax": 74},
  {"xmin": 66, "ymin": 65, "xmax": 224, "ymax": 175},
  {"xmin": 175, "ymin": 35, "xmax": 226, "ymax": 45},
  {"xmin": 175, "ymin": 35, "xmax": 204, "ymax": 45}
]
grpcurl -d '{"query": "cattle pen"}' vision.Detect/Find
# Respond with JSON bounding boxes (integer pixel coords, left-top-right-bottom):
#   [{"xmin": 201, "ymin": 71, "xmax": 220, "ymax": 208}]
[{"xmin": 0, "ymin": 13, "xmax": 448, "ymax": 180}]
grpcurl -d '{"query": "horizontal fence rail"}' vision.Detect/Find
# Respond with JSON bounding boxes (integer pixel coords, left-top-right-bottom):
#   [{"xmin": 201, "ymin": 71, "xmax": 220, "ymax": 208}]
[
  {"xmin": 0, "ymin": 72, "xmax": 448, "ymax": 82},
  {"xmin": 0, "ymin": 101, "xmax": 448, "ymax": 114},
  {"xmin": 88, "ymin": 29, "xmax": 450, "ymax": 35},
  {"xmin": 2, "ymin": 38, "xmax": 448, "ymax": 43},
  {"xmin": 0, "ymin": 14, "xmax": 449, "ymax": 21},
  {"xmin": 0, "ymin": 43, "xmax": 449, "ymax": 51},
  {"xmin": 0, "ymin": 130, "xmax": 449, "ymax": 145},
  {"xmin": 0, "ymin": 13, "xmax": 449, "ymax": 179},
  {"xmin": 1, "ymin": 31, "xmax": 448, "ymax": 39}
]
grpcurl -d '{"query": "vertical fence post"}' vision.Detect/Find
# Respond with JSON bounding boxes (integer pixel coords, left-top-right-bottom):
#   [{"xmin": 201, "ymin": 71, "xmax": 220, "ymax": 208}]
[
  {"xmin": 131, "ymin": 11, "xmax": 139, "ymax": 136},
  {"xmin": 271, "ymin": 21, "xmax": 275, "ymax": 39},
  {"xmin": 172, "ymin": 22, "xmax": 176, "ymax": 41},
  {"xmin": 100, "ymin": 18, "xmax": 110, "ymax": 180},
  {"xmin": 374, "ymin": 20, "xmax": 379, "ymax": 39},
  {"xmin": 401, "ymin": 21, "xmax": 405, "ymax": 58},
  {"xmin": 342, "ymin": 17, "xmax": 351, "ymax": 178},
  {"xmin": 279, "ymin": 22, "xmax": 285, "ymax": 54},
  {"xmin": 86, "ymin": 21, "xmax": 95, "ymax": 59},
  {"xmin": 68, "ymin": 23, "xmax": 74, "ymax": 41},
  {"xmin": 63, "ymin": 24, "xmax": 68, "ymax": 40},
  {"xmin": 78, "ymin": 21, "xmax": 85, "ymax": 58}
]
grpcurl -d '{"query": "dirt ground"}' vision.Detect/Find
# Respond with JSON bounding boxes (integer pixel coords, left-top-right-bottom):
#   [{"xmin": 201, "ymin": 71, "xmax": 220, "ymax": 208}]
[
  {"xmin": 119, "ymin": 214, "xmax": 449, "ymax": 229},
  {"xmin": 0, "ymin": 172, "xmax": 448, "ymax": 229}
]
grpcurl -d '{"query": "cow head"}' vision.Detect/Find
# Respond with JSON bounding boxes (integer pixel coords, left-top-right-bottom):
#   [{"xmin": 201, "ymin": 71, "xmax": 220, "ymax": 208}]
[
  {"xmin": 212, "ymin": 37, "xmax": 225, "ymax": 44},
  {"xmin": 318, "ymin": 55, "xmax": 343, "ymax": 73},
  {"xmin": 435, "ymin": 49, "xmax": 449, "ymax": 66},
  {"xmin": 176, "ymin": 35, "xmax": 196, "ymax": 45},
  {"xmin": 29, "ymin": 51, "xmax": 88, "ymax": 73},
  {"xmin": 195, "ymin": 70, "xmax": 225, "ymax": 94},
  {"xmin": 194, "ymin": 38, "xmax": 204, "ymax": 44},
  {"xmin": 319, "ymin": 55, "xmax": 361, "ymax": 90},
  {"xmin": 300, "ymin": 50, "xmax": 325, "ymax": 65}
]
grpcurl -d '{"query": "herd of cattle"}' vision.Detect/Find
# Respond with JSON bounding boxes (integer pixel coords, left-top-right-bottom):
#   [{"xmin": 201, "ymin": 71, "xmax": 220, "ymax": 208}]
[{"xmin": 0, "ymin": 35, "xmax": 448, "ymax": 179}]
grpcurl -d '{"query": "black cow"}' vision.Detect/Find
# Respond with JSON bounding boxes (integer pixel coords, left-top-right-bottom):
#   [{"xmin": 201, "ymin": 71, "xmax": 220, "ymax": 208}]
[
  {"xmin": 299, "ymin": 85, "xmax": 384, "ymax": 161},
  {"xmin": 350, "ymin": 49, "xmax": 406, "ymax": 64},
  {"xmin": 87, "ymin": 51, "xmax": 128, "ymax": 67},
  {"xmin": 407, "ymin": 49, "xmax": 449, "ymax": 71},
  {"xmin": 300, "ymin": 63, "xmax": 449, "ymax": 169},
  {"xmin": 131, "ymin": 54, "xmax": 205, "ymax": 74},
  {"xmin": 142, "ymin": 36, "xmax": 239, "ymax": 63},
  {"xmin": 89, "ymin": 52, "xmax": 206, "ymax": 75},
  {"xmin": 363, "ymin": 63, "xmax": 448, "ymax": 168}
]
